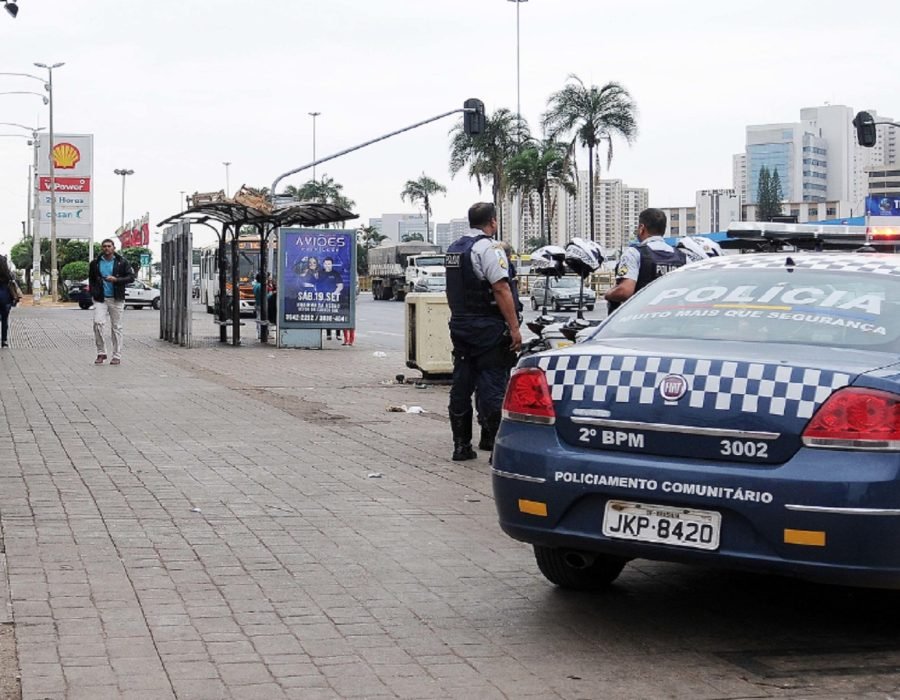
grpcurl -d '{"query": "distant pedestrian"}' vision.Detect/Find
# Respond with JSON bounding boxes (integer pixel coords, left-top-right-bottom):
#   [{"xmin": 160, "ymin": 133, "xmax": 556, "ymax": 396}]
[
  {"xmin": 0, "ymin": 255, "xmax": 22, "ymax": 348},
  {"xmin": 88, "ymin": 238, "xmax": 135, "ymax": 365},
  {"xmin": 253, "ymin": 272, "xmax": 266, "ymax": 339}
]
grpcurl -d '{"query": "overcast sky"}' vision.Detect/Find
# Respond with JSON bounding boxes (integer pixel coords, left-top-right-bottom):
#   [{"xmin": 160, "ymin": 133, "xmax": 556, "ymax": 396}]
[{"xmin": 0, "ymin": 0, "xmax": 896, "ymax": 256}]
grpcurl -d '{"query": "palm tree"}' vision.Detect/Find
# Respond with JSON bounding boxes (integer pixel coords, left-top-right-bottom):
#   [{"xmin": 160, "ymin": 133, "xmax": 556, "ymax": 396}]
[
  {"xmin": 449, "ymin": 108, "xmax": 529, "ymax": 241},
  {"xmin": 400, "ymin": 174, "xmax": 447, "ymax": 244},
  {"xmin": 283, "ymin": 176, "xmax": 356, "ymax": 227},
  {"xmin": 506, "ymin": 138, "xmax": 576, "ymax": 250},
  {"xmin": 542, "ymin": 75, "xmax": 637, "ymax": 242},
  {"xmin": 358, "ymin": 224, "xmax": 387, "ymax": 249}
]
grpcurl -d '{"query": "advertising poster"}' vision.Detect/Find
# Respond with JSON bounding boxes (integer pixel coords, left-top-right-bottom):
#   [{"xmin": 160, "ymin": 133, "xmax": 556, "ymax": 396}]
[
  {"xmin": 866, "ymin": 195, "xmax": 900, "ymax": 217},
  {"xmin": 278, "ymin": 228, "xmax": 357, "ymax": 329},
  {"xmin": 37, "ymin": 133, "xmax": 93, "ymax": 240}
]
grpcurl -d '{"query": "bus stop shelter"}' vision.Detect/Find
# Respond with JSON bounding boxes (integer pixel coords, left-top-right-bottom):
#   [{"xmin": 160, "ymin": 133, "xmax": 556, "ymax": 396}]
[{"xmin": 158, "ymin": 189, "xmax": 356, "ymax": 346}]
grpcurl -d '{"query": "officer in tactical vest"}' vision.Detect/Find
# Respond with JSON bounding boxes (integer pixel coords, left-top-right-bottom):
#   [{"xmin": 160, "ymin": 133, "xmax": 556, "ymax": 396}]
[
  {"xmin": 445, "ymin": 202, "xmax": 522, "ymax": 461},
  {"xmin": 605, "ymin": 207, "xmax": 686, "ymax": 312}
]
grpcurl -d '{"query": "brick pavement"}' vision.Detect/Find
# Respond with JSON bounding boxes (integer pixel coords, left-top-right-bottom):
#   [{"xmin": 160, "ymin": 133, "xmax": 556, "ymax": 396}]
[{"xmin": 2, "ymin": 304, "xmax": 900, "ymax": 699}]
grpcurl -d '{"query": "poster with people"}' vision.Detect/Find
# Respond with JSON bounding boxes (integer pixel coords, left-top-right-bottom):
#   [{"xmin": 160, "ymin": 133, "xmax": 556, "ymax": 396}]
[{"xmin": 277, "ymin": 228, "xmax": 357, "ymax": 330}]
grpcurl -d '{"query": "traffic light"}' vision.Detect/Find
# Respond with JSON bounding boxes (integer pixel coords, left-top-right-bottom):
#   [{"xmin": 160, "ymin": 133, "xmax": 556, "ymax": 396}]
[
  {"xmin": 463, "ymin": 98, "xmax": 485, "ymax": 137},
  {"xmin": 853, "ymin": 111, "xmax": 877, "ymax": 148}
]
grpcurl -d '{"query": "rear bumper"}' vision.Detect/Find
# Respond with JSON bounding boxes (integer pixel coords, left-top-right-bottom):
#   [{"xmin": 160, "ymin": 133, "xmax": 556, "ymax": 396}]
[{"xmin": 492, "ymin": 420, "xmax": 900, "ymax": 588}]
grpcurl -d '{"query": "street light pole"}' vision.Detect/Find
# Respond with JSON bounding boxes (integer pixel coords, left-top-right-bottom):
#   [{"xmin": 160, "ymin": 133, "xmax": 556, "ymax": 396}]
[
  {"xmin": 114, "ymin": 168, "xmax": 135, "ymax": 232},
  {"xmin": 308, "ymin": 111, "xmax": 321, "ymax": 183},
  {"xmin": 34, "ymin": 61, "xmax": 64, "ymax": 301},
  {"xmin": 223, "ymin": 161, "xmax": 231, "ymax": 197},
  {"xmin": 508, "ymin": 0, "xmax": 528, "ymax": 121},
  {"xmin": 30, "ymin": 132, "xmax": 42, "ymax": 302},
  {"xmin": 507, "ymin": 0, "xmax": 528, "ymax": 251}
]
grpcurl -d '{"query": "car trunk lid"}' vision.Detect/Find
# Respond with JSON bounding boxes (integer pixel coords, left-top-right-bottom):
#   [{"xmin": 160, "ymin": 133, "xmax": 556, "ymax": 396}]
[{"xmin": 527, "ymin": 339, "xmax": 890, "ymax": 465}]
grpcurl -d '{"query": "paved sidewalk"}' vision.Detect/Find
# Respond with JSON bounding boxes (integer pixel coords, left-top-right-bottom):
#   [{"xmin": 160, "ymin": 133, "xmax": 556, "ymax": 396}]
[
  {"xmin": 0, "ymin": 305, "xmax": 546, "ymax": 700},
  {"xmin": 3, "ymin": 304, "xmax": 896, "ymax": 700}
]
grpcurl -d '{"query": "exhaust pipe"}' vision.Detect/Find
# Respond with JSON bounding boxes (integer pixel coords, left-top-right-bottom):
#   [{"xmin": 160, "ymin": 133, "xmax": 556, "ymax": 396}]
[{"xmin": 563, "ymin": 551, "xmax": 595, "ymax": 570}]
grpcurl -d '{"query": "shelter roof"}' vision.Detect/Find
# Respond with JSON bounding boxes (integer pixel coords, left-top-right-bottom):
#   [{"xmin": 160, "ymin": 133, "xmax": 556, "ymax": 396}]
[{"xmin": 157, "ymin": 201, "xmax": 356, "ymax": 230}]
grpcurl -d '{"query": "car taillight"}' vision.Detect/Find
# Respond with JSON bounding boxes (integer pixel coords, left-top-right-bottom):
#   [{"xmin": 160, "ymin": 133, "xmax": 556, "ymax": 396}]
[
  {"xmin": 802, "ymin": 387, "xmax": 900, "ymax": 450},
  {"xmin": 503, "ymin": 367, "xmax": 556, "ymax": 425}
]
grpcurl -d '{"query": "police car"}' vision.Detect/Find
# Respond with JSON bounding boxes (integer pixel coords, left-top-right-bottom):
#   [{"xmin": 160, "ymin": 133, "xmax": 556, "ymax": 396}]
[{"xmin": 493, "ymin": 253, "xmax": 900, "ymax": 590}]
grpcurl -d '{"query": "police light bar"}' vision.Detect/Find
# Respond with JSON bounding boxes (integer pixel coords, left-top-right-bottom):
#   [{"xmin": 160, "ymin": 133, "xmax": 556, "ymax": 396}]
[{"xmin": 727, "ymin": 221, "xmax": 867, "ymax": 245}]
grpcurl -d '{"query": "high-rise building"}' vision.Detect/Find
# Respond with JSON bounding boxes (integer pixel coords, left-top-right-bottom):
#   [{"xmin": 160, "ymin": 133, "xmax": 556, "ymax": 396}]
[
  {"xmin": 746, "ymin": 123, "xmax": 828, "ymax": 203},
  {"xmin": 368, "ymin": 213, "xmax": 431, "ymax": 243},
  {"xmin": 434, "ymin": 218, "xmax": 470, "ymax": 250},
  {"xmin": 656, "ymin": 206, "xmax": 696, "ymax": 237},
  {"xmin": 732, "ymin": 153, "xmax": 747, "ymax": 203},
  {"xmin": 741, "ymin": 105, "xmax": 898, "ymax": 216},
  {"xmin": 563, "ymin": 173, "xmax": 648, "ymax": 252},
  {"xmin": 435, "ymin": 223, "xmax": 452, "ymax": 250},
  {"xmin": 696, "ymin": 189, "xmax": 741, "ymax": 233}
]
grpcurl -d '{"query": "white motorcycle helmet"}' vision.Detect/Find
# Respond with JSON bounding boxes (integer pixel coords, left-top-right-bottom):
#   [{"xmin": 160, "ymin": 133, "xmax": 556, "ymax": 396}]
[
  {"xmin": 677, "ymin": 236, "xmax": 723, "ymax": 262},
  {"xmin": 530, "ymin": 245, "xmax": 567, "ymax": 277},
  {"xmin": 564, "ymin": 237, "xmax": 604, "ymax": 278}
]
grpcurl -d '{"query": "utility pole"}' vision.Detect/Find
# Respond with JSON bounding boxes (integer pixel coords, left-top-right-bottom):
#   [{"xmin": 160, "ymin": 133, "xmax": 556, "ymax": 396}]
[
  {"xmin": 34, "ymin": 61, "xmax": 64, "ymax": 300},
  {"xmin": 309, "ymin": 112, "xmax": 321, "ymax": 183}
]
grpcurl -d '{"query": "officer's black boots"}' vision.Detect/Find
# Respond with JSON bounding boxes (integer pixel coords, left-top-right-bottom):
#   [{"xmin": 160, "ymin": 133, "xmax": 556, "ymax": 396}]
[
  {"xmin": 478, "ymin": 412, "xmax": 502, "ymax": 452},
  {"xmin": 450, "ymin": 410, "xmax": 477, "ymax": 461},
  {"xmin": 478, "ymin": 424, "xmax": 493, "ymax": 451}
]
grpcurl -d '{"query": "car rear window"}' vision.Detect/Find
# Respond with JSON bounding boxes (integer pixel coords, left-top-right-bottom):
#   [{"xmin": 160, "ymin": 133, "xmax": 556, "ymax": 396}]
[{"xmin": 595, "ymin": 266, "xmax": 900, "ymax": 351}]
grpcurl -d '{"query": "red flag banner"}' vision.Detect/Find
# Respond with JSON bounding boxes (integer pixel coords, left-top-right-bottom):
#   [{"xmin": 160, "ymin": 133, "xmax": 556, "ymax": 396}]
[{"xmin": 140, "ymin": 213, "xmax": 150, "ymax": 246}]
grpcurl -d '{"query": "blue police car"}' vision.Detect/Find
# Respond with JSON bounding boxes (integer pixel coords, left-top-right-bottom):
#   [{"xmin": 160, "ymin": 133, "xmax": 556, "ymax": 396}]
[{"xmin": 493, "ymin": 253, "xmax": 900, "ymax": 589}]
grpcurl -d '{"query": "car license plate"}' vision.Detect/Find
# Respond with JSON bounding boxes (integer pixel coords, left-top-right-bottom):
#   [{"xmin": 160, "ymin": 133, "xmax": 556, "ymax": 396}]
[{"xmin": 602, "ymin": 500, "xmax": 721, "ymax": 551}]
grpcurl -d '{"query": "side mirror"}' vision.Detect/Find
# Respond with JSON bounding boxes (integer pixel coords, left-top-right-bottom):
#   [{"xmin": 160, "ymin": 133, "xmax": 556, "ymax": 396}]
[
  {"xmin": 853, "ymin": 111, "xmax": 877, "ymax": 148},
  {"xmin": 463, "ymin": 98, "xmax": 485, "ymax": 137}
]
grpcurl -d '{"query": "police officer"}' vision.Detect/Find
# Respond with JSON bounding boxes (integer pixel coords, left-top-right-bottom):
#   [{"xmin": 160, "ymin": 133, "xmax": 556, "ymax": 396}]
[
  {"xmin": 605, "ymin": 207, "xmax": 686, "ymax": 312},
  {"xmin": 445, "ymin": 202, "xmax": 522, "ymax": 461}
]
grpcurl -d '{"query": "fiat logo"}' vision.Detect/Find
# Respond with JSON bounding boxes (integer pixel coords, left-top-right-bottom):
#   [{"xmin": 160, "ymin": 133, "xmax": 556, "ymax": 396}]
[{"xmin": 659, "ymin": 374, "xmax": 688, "ymax": 401}]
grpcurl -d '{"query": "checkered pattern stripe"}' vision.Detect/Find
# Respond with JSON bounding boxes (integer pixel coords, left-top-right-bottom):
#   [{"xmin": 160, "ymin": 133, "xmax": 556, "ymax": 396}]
[
  {"xmin": 691, "ymin": 254, "xmax": 900, "ymax": 277},
  {"xmin": 535, "ymin": 354, "xmax": 851, "ymax": 419}
]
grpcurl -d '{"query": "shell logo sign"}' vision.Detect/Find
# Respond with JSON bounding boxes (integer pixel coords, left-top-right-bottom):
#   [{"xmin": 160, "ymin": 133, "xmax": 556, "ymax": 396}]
[{"xmin": 51, "ymin": 142, "xmax": 81, "ymax": 169}]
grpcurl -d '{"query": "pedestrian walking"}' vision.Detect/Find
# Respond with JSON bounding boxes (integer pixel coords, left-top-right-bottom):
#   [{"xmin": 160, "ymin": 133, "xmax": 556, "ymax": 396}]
[
  {"xmin": 0, "ymin": 255, "xmax": 22, "ymax": 348},
  {"xmin": 88, "ymin": 238, "xmax": 135, "ymax": 365},
  {"xmin": 604, "ymin": 208, "xmax": 686, "ymax": 312},
  {"xmin": 253, "ymin": 272, "xmax": 266, "ymax": 340},
  {"xmin": 444, "ymin": 202, "xmax": 521, "ymax": 461}
]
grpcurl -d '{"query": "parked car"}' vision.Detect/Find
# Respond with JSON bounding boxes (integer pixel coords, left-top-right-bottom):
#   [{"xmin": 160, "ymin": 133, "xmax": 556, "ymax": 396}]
[
  {"xmin": 125, "ymin": 281, "xmax": 161, "ymax": 309},
  {"xmin": 494, "ymin": 253, "xmax": 900, "ymax": 590},
  {"xmin": 66, "ymin": 279, "xmax": 93, "ymax": 310},
  {"xmin": 529, "ymin": 276, "xmax": 595, "ymax": 311},
  {"xmin": 412, "ymin": 274, "xmax": 446, "ymax": 294}
]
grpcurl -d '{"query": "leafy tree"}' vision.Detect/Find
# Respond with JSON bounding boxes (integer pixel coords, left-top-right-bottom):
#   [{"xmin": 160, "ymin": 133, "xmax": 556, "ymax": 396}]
[
  {"xmin": 120, "ymin": 246, "xmax": 151, "ymax": 273},
  {"xmin": 449, "ymin": 108, "xmax": 529, "ymax": 241},
  {"xmin": 542, "ymin": 75, "xmax": 638, "ymax": 242},
  {"xmin": 400, "ymin": 174, "xmax": 446, "ymax": 245},
  {"xmin": 60, "ymin": 261, "xmax": 89, "ymax": 283},
  {"xmin": 506, "ymin": 138, "xmax": 576, "ymax": 249},
  {"xmin": 756, "ymin": 166, "xmax": 784, "ymax": 222},
  {"xmin": 59, "ymin": 240, "xmax": 94, "ymax": 269},
  {"xmin": 401, "ymin": 232, "xmax": 425, "ymax": 242},
  {"xmin": 9, "ymin": 238, "xmax": 34, "ymax": 292},
  {"xmin": 771, "ymin": 168, "xmax": 784, "ymax": 206}
]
